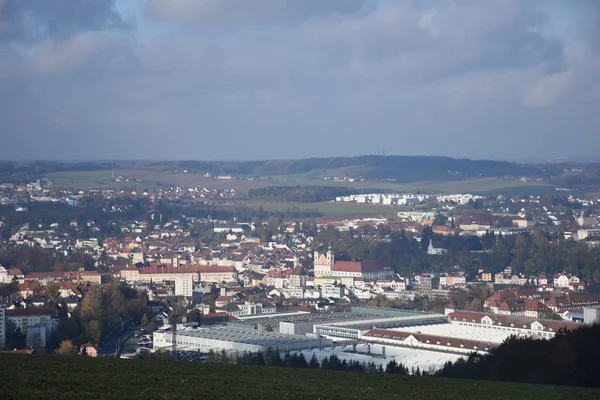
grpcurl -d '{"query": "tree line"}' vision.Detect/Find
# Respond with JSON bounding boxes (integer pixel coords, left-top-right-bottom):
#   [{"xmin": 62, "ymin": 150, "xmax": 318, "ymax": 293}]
[
  {"xmin": 312, "ymin": 226, "xmax": 600, "ymax": 289},
  {"xmin": 204, "ymin": 348, "xmax": 411, "ymax": 375},
  {"xmin": 436, "ymin": 324, "xmax": 600, "ymax": 387},
  {"xmin": 247, "ymin": 186, "xmax": 359, "ymax": 203},
  {"xmin": 150, "ymin": 155, "xmax": 547, "ymax": 183},
  {"xmin": 0, "ymin": 246, "xmax": 96, "ymax": 274}
]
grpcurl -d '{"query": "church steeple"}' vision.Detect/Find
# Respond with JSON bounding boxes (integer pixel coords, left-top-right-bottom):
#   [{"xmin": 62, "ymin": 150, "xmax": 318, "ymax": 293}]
[{"xmin": 326, "ymin": 245, "xmax": 334, "ymax": 267}]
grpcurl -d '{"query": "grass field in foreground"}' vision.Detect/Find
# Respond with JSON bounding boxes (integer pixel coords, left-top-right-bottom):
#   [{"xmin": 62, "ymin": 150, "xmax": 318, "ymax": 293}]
[{"xmin": 1, "ymin": 354, "xmax": 598, "ymax": 400}]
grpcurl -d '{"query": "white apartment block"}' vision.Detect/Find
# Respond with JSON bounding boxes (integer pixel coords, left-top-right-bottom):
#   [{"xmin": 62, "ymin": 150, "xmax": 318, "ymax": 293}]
[{"xmin": 175, "ymin": 277, "xmax": 193, "ymax": 297}]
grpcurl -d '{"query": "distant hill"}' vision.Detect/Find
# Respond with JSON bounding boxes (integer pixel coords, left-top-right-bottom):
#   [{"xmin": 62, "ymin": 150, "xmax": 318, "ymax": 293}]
[
  {"xmin": 1, "ymin": 353, "xmax": 599, "ymax": 400},
  {"xmin": 151, "ymin": 155, "xmax": 550, "ymax": 183},
  {"xmin": 2, "ymin": 156, "xmax": 600, "ymax": 189}
]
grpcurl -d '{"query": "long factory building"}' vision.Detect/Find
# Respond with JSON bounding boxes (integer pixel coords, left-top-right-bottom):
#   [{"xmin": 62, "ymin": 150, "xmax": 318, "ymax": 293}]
[
  {"xmin": 153, "ymin": 325, "xmax": 331, "ymax": 353},
  {"xmin": 152, "ymin": 307, "xmax": 449, "ymax": 354}
]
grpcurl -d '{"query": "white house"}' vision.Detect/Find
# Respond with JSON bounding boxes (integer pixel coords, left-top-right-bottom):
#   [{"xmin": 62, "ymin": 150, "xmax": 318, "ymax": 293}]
[{"xmin": 554, "ymin": 274, "xmax": 570, "ymax": 288}]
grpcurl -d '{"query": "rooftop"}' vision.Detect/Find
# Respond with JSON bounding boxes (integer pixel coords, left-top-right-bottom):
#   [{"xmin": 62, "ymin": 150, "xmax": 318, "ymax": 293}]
[{"xmin": 159, "ymin": 325, "xmax": 322, "ymax": 348}]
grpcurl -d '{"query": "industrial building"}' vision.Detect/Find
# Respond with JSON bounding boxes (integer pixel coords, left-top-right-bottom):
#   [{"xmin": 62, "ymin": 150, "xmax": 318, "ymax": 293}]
[
  {"xmin": 584, "ymin": 307, "xmax": 600, "ymax": 324},
  {"xmin": 313, "ymin": 312, "xmax": 448, "ymax": 340},
  {"xmin": 228, "ymin": 307, "xmax": 448, "ymax": 341},
  {"xmin": 153, "ymin": 325, "xmax": 331, "ymax": 353}
]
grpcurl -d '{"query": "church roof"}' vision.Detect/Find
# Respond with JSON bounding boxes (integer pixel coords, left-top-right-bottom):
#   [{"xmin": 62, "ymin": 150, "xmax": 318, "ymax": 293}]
[{"xmin": 332, "ymin": 261, "xmax": 389, "ymax": 273}]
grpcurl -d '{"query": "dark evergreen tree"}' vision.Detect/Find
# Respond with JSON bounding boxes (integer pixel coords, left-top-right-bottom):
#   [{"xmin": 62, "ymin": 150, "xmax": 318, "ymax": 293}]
[{"xmin": 309, "ymin": 353, "xmax": 320, "ymax": 369}]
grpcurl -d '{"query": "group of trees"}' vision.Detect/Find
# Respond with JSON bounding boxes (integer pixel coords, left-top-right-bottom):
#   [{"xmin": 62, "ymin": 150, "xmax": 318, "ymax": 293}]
[
  {"xmin": 363, "ymin": 285, "xmax": 490, "ymax": 313},
  {"xmin": 0, "ymin": 194, "xmax": 170, "ymax": 242},
  {"xmin": 311, "ymin": 225, "xmax": 600, "ymax": 288},
  {"xmin": 182, "ymin": 204, "xmax": 322, "ymax": 225},
  {"xmin": 436, "ymin": 324, "xmax": 600, "ymax": 387},
  {"xmin": 51, "ymin": 282, "xmax": 148, "ymax": 349},
  {"xmin": 0, "ymin": 247, "xmax": 96, "ymax": 274},
  {"xmin": 205, "ymin": 348, "xmax": 409, "ymax": 375},
  {"xmin": 247, "ymin": 186, "xmax": 359, "ymax": 203}
]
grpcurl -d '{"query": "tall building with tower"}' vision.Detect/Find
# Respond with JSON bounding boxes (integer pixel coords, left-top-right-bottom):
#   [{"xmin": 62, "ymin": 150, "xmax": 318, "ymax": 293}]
[
  {"xmin": 313, "ymin": 246, "xmax": 393, "ymax": 280},
  {"xmin": 313, "ymin": 246, "xmax": 335, "ymax": 278}
]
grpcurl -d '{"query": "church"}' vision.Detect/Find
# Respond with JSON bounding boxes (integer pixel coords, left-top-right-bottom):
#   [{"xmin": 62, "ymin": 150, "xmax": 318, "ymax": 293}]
[{"xmin": 313, "ymin": 246, "xmax": 394, "ymax": 280}]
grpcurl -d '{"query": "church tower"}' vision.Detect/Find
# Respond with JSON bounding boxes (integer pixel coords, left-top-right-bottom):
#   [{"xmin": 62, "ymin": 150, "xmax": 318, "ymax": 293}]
[
  {"xmin": 326, "ymin": 245, "xmax": 334, "ymax": 267},
  {"xmin": 314, "ymin": 246, "xmax": 334, "ymax": 278}
]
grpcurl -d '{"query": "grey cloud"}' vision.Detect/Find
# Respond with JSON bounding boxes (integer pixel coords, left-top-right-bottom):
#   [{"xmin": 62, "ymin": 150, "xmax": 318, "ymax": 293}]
[
  {"xmin": 0, "ymin": 0, "xmax": 598, "ymax": 161},
  {"xmin": 146, "ymin": 0, "xmax": 372, "ymax": 25},
  {"xmin": 0, "ymin": 0, "xmax": 131, "ymax": 44},
  {"xmin": 581, "ymin": 0, "xmax": 600, "ymax": 53}
]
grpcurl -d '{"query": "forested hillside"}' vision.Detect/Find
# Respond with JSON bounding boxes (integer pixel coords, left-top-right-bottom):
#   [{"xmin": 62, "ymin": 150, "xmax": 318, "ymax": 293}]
[
  {"xmin": 436, "ymin": 324, "xmax": 600, "ymax": 387},
  {"xmin": 2, "ymin": 157, "xmax": 600, "ymax": 187},
  {"xmin": 151, "ymin": 155, "xmax": 545, "ymax": 182}
]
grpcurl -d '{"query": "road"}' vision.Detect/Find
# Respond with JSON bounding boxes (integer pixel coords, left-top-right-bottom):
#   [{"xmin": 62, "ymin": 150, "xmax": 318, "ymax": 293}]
[{"xmin": 97, "ymin": 329, "xmax": 134, "ymax": 358}]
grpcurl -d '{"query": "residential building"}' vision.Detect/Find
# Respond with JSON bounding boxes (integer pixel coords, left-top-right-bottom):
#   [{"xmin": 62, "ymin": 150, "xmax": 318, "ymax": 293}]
[
  {"xmin": 554, "ymin": 274, "xmax": 571, "ymax": 288},
  {"xmin": 289, "ymin": 266, "xmax": 308, "ymax": 288},
  {"xmin": 219, "ymin": 301, "xmax": 277, "ymax": 317},
  {"xmin": 439, "ymin": 275, "xmax": 466, "ymax": 288},
  {"xmin": 80, "ymin": 343, "xmax": 98, "ymax": 357},
  {"xmin": 175, "ymin": 277, "xmax": 193, "ymax": 297},
  {"xmin": 321, "ymin": 283, "xmax": 345, "ymax": 299},
  {"xmin": 6, "ymin": 308, "xmax": 58, "ymax": 346},
  {"xmin": 414, "ymin": 275, "xmax": 439, "ymax": 298},
  {"xmin": 120, "ymin": 265, "xmax": 237, "ymax": 284},
  {"xmin": 199, "ymin": 266, "xmax": 238, "ymax": 284},
  {"xmin": 576, "ymin": 216, "xmax": 597, "ymax": 227}
]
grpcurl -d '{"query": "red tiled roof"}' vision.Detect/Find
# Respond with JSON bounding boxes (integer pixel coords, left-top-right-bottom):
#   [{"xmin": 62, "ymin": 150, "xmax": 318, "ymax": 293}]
[
  {"xmin": 8, "ymin": 268, "xmax": 23, "ymax": 276},
  {"xmin": 332, "ymin": 261, "xmax": 390, "ymax": 273},
  {"xmin": 364, "ymin": 329, "xmax": 495, "ymax": 351},
  {"xmin": 25, "ymin": 272, "xmax": 65, "ymax": 279},
  {"xmin": 79, "ymin": 271, "xmax": 101, "ymax": 276},
  {"xmin": 7, "ymin": 308, "xmax": 53, "ymax": 317}
]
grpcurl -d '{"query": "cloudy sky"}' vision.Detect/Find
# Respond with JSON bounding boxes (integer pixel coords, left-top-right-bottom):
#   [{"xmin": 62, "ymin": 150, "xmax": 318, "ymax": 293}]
[{"xmin": 0, "ymin": 0, "xmax": 598, "ymax": 161}]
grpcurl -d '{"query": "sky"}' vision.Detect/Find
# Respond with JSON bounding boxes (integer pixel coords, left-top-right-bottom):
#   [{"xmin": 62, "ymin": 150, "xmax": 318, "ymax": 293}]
[{"xmin": 0, "ymin": 0, "xmax": 599, "ymax": 161}]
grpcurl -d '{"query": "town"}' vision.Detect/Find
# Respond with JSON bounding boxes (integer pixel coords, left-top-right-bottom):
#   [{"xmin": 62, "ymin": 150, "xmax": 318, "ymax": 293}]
[{"xmin": 1, "ymin": 177, "xmax": 600, "ymax": 374}]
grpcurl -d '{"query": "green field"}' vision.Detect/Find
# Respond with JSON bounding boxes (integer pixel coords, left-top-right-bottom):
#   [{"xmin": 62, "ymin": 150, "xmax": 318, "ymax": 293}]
[
  {"xmin": 1, "ymin": 354, "xmax": 598, "ymax": 400},
  {"xmin": 44, "ymin": 166, "xmax": 555, "ymax": 196},
  {"xmin": 44, "ymin": 169, "xmax": 270, "ymax": 193},
  {"xmin": 265, "ymin": 175, "xmax": 553, "ymax": 195}
]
